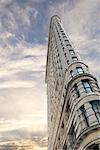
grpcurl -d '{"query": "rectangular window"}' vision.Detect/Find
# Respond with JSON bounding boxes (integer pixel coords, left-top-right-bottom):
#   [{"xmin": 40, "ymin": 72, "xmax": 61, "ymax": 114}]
[
  {"xmin": 66, "ymin": 44, "xmax": 72, "ymax": 48},
  {"xmin": 90, "ymin": 100, "xmax": 100, "ymax": 122},
  {"xmin": 69, "ymin": 124, "xmax": 76, "ymax": 144},
  {"xmin": 72, "ymin": 57, "xmax": 78, "ymax": 62},
  {"xmin": 64, "ymin": 53, "xmax": 67, "ymax": 57},
  {"xmin": 74, "ymin": 84, "xmax": 80, "ymax": 98},
  {"xmin": 62, "ymin": 33, "xmax": 65, "ymax": 35},
  {"xmin": 87, "ymin": 144, "xmax": 100, "ymax": 150},
  {"xmin": 67, "ymin": 60, "xmax": 69, "ymax": 65},
  {"xmin": 82, "ymin": 80, "xmax": 92, "ymax": 93},
  {"xmin": 65, "ymin": 39, "xmax": 69, "ymax": 42},
  {"xmin": 63, "ymin": 143, "xmax": 67, "ymax": 150},
  {"xmin": 62, "ymin": 47, "xmax": 64, "ymax": 50},
  {"xmin": 63, "ymin": 36, "xmax": 67, "ymax": 39},
  {"xmin": 80, "ymin": 105, "xmax": 89, "ymax": 127},
  {"xmin": 61, "ymin": 121, "xmax": 64, "ymax": 128},
  {"xmin": 76, "ymin": 67, "xmax": 84, "ymax": 74},
  {"xmin": 70, "ymin": 70, "xmax": 74, "ymax": 78},
  {"xmin": 69, "ymin": 50, "xmax": 75, "ymax": 55}
]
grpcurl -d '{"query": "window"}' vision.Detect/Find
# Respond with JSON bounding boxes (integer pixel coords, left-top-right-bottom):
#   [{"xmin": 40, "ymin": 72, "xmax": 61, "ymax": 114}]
[
  {"xmin": 65, "ymin": 39, "xmax": 69, "ymax": 42},
  {"xmin": 72, "ymin": 57, "xmax": 78, "ymax": 62},
  {"xmin": 69, "ymin": 124, "xmax": 76, "ymax": 144},
  {"xmin": 62, "ymin": 47, "xmax": 64, "ymax": 50},
  {"xmin": 63, "ymin": 142, "xmax": 67, "ymax": 150},
  {"xmin": 69, "ymin": 50, "xmax": 75, "ymax": 55},
  {"xmin": 63, "ymin": 36, "xmax": 67, "ymax": 39},
  {"xmin": 70, "ymin": 70, "xmax": 74, "ymax": 78},
  {"xmin": 67, "ymin": 60, "xmax": 69, "ymax": 65},
  {"xmin": 58, "ymin": 135, "xmax": 60, "ymax": 141},
  {"xmin": 76, "ymin": 67, "xmax": 84, "ymax": 74},
  {"xmin": 82, "ymin": 80, "xmax": 92, "ymax": 93},
  {"xmin": 74, "ymin": 84, "xmax": 80, "ymax": 98},
  {"xmin": 62, "ymin": 33, "xmax": 65, "ymax": 35},
  {"xmin": 87, "ymin": 144, "xmax": 100, "ymax": 150},
  {"xmin": 59, "ymin": 73, "xmax": 61, "ymax": 77},
  {"xmin": 64, "ymin": 53, "xmax": 67, "ymax": 57},
  {"xmin": 66, "ymin": 102, "xmax": 71, "ymax": 118},
  {"xmin": 61, "ymin": 121, "xmax": 64, "ymax": 128},
  {"xmin": 66, "ymin": 44, "xmax": 72, "ymax": 48},
  {"xmin": 80, "ymin": 105, "xmax": 89, "ymax": 127},
  {"xmin": 90, "ymin": 100, "xmax": 100, "ymax": 122}
]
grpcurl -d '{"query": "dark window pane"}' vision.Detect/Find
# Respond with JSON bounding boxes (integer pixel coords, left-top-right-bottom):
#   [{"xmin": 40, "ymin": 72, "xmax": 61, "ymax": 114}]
[
  {"xmin": 90, "ymin": 100, "xmax": 100, "ymax": 122},
  {"xmin": 70, "ymin": 70, "xmax": 74, "ymax": 77},
  {"xmin": 72, "ymin": 57, "xmax": 78, "ymax": 62},
  {"xmin": 80, "ymin": 105, "xmax": 89, "ymax": 127},
  {"xmin": 82, "ymin": 80, "xmax": 92, "ymax": 93},
  {"xmin": 74, "ymin": 84, "xmax": 80, "ymax": 98}
]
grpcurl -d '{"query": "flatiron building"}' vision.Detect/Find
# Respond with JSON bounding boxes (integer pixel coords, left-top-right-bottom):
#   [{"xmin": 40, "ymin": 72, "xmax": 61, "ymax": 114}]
[{"xmin": 45, "ymin": 15, "xmax": 100, "ymax": 150}]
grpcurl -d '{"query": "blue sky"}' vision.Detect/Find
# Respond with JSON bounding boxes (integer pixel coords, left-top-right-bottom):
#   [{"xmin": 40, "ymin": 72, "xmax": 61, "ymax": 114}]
[{"xmin": 0, "ymin": 0, "xmax": 100, "ymax": 149}]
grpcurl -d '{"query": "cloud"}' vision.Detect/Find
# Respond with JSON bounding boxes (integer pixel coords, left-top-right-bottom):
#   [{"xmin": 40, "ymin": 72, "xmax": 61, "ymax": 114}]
[
  {"xmin": 0, "ymin": 137, "xmax": 47, "ymax": 150},
  {"xmin": 0, "ymin": 0, "xmax": 48, "ymax": 147},
  {"xmin": 0, "ymin": 87, "xmax": 47, "ymax": 148},
  {"xmin": 0, "ymin": 42, "xmax": 46, "ymax": 88},
  {"xmin": 0, "ymin": 0, "xmax": 38, "ymax": 44},
  {"xmin": 0, "ymin": 32, "xmax": 14, "ymax": 39},
  {"xmin": 0, "ymin": 0, "xmax": 99, "ymax": 148}
]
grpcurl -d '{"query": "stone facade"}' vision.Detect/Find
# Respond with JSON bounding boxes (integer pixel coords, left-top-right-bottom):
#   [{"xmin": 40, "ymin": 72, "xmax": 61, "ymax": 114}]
[{"xmin": 45, "ymin": 15, "xmax": 100, "ymax": 150}]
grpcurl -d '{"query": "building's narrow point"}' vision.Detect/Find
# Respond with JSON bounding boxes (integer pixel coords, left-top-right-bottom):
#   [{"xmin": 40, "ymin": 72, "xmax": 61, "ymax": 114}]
[{"xmin": 45, "ymin": 15, "xmax": 100, "ymax": 150}]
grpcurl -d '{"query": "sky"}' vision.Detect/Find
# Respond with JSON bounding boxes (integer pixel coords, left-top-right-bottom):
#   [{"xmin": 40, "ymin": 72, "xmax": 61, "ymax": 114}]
[{"xmin": 0, "ymin": 0, "xmax": 100, "ymax": 149}]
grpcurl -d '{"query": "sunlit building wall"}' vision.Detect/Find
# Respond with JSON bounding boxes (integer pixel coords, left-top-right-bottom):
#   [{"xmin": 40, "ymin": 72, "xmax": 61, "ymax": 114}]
[{"xmin": 45, "ymin": 15, "xmax": 100, "ymax": 150}]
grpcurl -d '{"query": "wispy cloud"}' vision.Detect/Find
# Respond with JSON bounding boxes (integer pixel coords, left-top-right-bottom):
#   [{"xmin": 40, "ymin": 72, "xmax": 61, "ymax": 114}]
[
  {"xmin": 0, "ymin": 138, "xmax": 47, "ymax": 150},
  {"xmin": 0, "ymin": 0, "xmax": 48, "ymax": 149},
  {"xmin": 0, "ymin": 0, "xmax": 99, "ymax": 148}
]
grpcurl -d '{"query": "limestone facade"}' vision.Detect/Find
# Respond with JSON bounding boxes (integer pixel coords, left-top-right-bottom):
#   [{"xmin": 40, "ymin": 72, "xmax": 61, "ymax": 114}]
[{"xmin": 45, "ymin": 15, "xmax": 100, "ymax": 150}]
